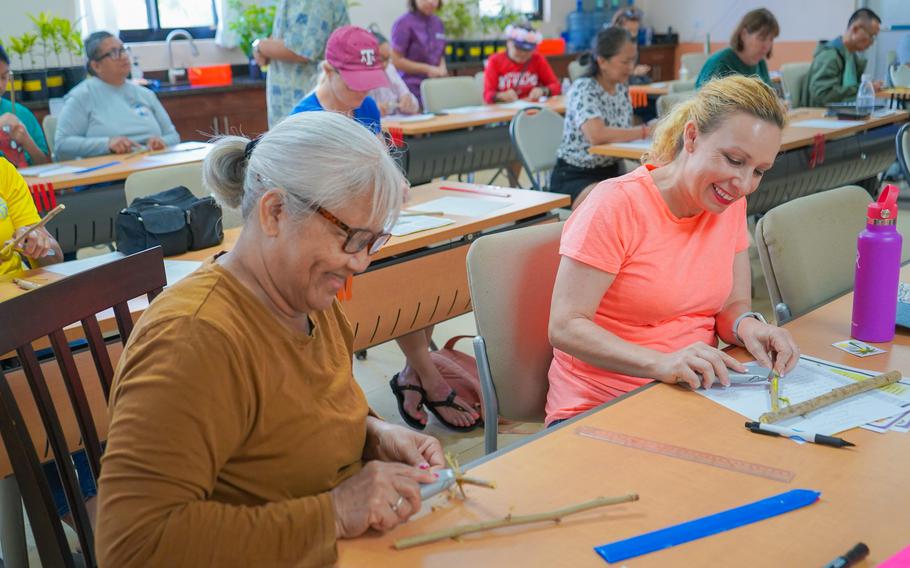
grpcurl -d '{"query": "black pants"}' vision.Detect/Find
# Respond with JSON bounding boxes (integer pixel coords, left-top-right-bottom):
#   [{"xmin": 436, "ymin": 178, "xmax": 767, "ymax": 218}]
[{"xmin": 550, "ymin": 159, "xmax": 621, "ymax": 203}]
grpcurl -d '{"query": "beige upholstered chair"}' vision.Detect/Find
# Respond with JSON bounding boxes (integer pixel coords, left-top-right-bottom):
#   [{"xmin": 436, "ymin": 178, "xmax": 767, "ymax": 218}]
[
  {"xmin": 420, "ymin": 76, "xmax": 483, "ymax": 113},
  {"xmin": 42, "ymin": 115, "xmax": 58, "ymax": 160},
  {"xmin": 755, "ymin": 186, "xmax": 872, "ymax": 323},
  {"xmin": 568, "ymin": 60, "xmax": 586, "ymax": 81},
  {"xmin": 667, "ymin": 79, "xmax": 696, "ymax": 93},
  {"xmin": 509, "ymin": 107, "xmax": 564, "ymax": 191},
  {"xmin": 656, "ymin": 92, "xmax": 695, "ymax": 118},
  {"xmin": 780, "ymin": 62, "xmax": 812, "ymax": 107},
  {"xmin": 890, "ymin": 65, "xmax": 910, "ymax": 88},
  {"xmin": 467, "ymin": 221, "xmax": 563, "ymax": 454},
  {"xmin": 681, "ymin": 52, "xmax": 710, "ymax": 79},
  {"xmin": 124, "ymin": 162, "xmax": 243, "ymax": 229}
]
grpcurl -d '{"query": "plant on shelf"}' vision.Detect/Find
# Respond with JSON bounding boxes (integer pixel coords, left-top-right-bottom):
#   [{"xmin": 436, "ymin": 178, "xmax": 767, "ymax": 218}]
[
  {"xmin": 228, "ymin": 0, "xmax": 275, "ymax": 59},
  {"xmin": 28, "ymin": 12, "xmax": 55, "ymax": 69},
  {"xmin": 480, "ymin": 5, "xmax": 524, "ymax": 36},
  {"xmin": 9, "ymin": 33, "xmax": 37, "ymax": 70},
  {"xmin": 7, "ymin": 35, "xmax": 31, "ymax": 71},
  {"xmin": 438, "ymin": 0, "xmax": 476, "ymax": 39}
]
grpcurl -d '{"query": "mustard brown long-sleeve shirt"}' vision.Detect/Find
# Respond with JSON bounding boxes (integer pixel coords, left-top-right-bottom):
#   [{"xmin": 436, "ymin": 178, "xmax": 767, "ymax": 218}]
[{"xmin": 96, "ymin": 259, "xmax": 369, "ymax": 567}]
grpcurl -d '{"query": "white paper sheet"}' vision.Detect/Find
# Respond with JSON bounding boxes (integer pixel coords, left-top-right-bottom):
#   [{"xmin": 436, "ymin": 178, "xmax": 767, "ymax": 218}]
[
  {"xmin": 19, "ymin": 164, "xmax": 84, "ymax": 177},
  {"xmin": 441, "ymin": 105, "xmax": 494, "ymax": 114},
  {"xmin": 391, "ymin": 215, "xmax": 454, "ymax": 236},
  {"xmin": 650, "ymin": 82, "xmax": 668, "ymax": 88},
  {"xmin": 610, "ymin": 139, "xmax": 652, "ymax": 150},
  {"xmin": 408, "ymin": 196, "xmax": 508, "ymax": 217},
  {"xmin": 497, "ymin": 100, "xmax": 540, "ymax": 110},
  {"xmin": 44, "ymin": 253, "xmax": 200, "ymax": 287},
  {"xmin": 384, "ymin": 113, "xmax": 435, "ymax": 123},
  {"xmin": 790, "ymin": 119, "xmax": 865, "ymax": 129},
  {"xmin": 697, "ymin": 358, "xmax": 907, "ymax": 435}
]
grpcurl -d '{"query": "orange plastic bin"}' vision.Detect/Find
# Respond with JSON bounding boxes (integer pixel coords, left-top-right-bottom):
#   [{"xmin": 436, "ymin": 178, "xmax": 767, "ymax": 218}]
[{"xmin": 188, "ymin": 64, "xmax": 233, "ymax": 87}]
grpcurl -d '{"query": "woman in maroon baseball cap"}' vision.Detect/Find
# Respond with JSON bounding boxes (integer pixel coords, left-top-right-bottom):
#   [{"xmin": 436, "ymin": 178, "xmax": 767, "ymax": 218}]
[{"xmin": 291, "ymin": 25, "xmax": 390, "ymax": 135}]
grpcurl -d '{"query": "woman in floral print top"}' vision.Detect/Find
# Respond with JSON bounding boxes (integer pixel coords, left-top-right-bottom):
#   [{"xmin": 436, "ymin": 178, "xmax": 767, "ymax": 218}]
[{"xmin": 552, "ymin": 27, "xmax": 652, "ymax": 207}]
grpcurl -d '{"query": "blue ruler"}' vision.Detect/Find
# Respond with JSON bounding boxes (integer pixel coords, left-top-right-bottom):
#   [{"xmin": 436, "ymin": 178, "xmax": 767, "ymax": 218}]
[{"xmin": 595, "ymin": 489, "xmax": 820, "ymax": 563}]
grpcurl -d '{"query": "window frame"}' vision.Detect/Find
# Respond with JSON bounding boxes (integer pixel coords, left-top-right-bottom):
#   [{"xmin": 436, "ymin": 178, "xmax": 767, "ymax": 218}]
[
  {"xmin": 480, "ymin": 0, "xmax": 543, "ymax": 21},
  {"xmin": 118, "ymin": 0, "xmax": 218, "ymax": 43}
]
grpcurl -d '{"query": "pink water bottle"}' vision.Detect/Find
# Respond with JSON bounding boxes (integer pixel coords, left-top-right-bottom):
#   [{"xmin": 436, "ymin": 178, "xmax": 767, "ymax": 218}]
[{"xmin": 852, "ymin": 184, "xmax": 902, "ymax": 342}]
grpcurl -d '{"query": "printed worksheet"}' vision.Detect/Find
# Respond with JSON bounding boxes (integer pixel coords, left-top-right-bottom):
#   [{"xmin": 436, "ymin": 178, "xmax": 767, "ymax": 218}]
[{"xmin": 697, "ymin": 357, "xmax": 907, "ymax": 435}]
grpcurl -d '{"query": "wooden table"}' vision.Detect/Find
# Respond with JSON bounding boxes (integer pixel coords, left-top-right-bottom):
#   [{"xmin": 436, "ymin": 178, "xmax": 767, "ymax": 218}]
[
  {"xmin": 591, "ymin": 108, "xmax": 908, "ymax": 216},
  {"xmin": 20, "ymin": 142, "xmax": 212, "ymax": 254},
  {"xmin": 382, "ymin": 97, "xmax": 566, "ymax": 186},
  {"xmin": 339, "ymin": 267, "xmax": 910, "ymax": 567}
]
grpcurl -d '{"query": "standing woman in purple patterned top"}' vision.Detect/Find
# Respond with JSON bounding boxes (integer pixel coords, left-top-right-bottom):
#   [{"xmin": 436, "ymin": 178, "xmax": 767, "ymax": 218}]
[{"xmin": 390, "ymin": 0, "xmax": 448, "ymax": 106}]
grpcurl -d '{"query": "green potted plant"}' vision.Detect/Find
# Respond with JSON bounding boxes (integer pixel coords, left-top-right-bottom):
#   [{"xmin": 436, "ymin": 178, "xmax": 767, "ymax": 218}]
[
  {"xmin": 55, "ymin": 17, "xmax": 86, "ymax": 92},
  {"xmin": 438, "ymin": 0, "xmax": 476, "ymax": 63},
  {"xmin": 228, "ymin": 0, "xmax": 275, "ymax": 79},
  {"xmin": 28, "ymin": 11, "xmax": 61, "ymax": 100},
  {"xmin": 10, "ymin": 32, "xmax": 41, "ymax": 102},
  {"xmin": 6, "ymin": 36, "xmax": 29, "ymax": 97}
]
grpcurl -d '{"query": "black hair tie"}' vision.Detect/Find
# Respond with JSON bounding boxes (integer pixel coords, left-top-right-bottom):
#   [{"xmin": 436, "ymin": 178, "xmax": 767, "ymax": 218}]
[{"xmin": 244, "ymin": 138, "xmax": 260, "ymax": 161}]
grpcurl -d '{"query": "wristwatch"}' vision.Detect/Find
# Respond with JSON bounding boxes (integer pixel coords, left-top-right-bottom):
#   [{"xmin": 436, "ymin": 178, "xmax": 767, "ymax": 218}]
[
  {"xmin": 251, "ymin": 38, "xmax": 261, "ymax": 57},
  {"xmin": 733, "ymin": 311, "xmax": 767, "ymax": 344}
]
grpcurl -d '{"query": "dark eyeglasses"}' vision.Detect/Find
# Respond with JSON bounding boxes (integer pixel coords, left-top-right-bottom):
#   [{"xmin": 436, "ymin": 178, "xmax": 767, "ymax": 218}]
[
  {"xmin": 311, "ymin": 204, "xmax": 391, "ymax": 255},
  {"xmin": 259, "ymin": 175, "xmax": 392, "ymax": 255},
  {"xmin": 95, "ymin": 47, "xmax": 128, "ymax": 61}
]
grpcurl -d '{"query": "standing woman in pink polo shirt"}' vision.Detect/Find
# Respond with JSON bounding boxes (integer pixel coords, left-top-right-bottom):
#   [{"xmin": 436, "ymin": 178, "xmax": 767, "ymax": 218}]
[
  {"xmin": 546, "ymin": 75, "xmax": 800, "ymax": 425},
  {"xmin": 391, "ymin": 0, "xmax": 448, "ymax": 106}
]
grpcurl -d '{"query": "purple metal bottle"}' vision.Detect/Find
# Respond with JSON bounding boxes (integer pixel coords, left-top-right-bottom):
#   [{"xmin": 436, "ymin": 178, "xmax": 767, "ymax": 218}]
[{"xmin": 852, "ymin": 184, "xmax": 902, "ymax": 342}]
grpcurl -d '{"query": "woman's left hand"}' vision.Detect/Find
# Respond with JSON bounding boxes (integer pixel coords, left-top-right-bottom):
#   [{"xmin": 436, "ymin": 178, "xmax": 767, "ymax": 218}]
[
  {"xmin": 737, "ymin": 318, "xmax": 800, "ymax": 375},
  {"xmin": 365, "ymin": 418, "xmax": 445, "ymax": 470},
  {"xmin": 9, "ymin": 225, "xmax": 55, "ymax": 259},
  {"xmin": 527, "ymin": 87, "xmax": 546, "ymax": 101}
]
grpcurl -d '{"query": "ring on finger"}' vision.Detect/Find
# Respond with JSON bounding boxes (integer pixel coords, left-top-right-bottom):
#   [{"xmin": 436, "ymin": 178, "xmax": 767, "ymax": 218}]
[{"xmin": 390, "ymin": 495, "xmax": 404, "ymax": 513}]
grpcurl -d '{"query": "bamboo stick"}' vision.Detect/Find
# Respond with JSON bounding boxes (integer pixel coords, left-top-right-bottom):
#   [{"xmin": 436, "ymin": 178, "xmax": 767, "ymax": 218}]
[
  {"xmin": 393, "ymin": 493, "xmax": 639, "ymax": 550},
  {"xmin": 0, "ymin": 204, "xmax": 65, "ymax": 259},
  {"xmin": 759, "ymin": 370, "xmax": 902, "ymax": 424}
]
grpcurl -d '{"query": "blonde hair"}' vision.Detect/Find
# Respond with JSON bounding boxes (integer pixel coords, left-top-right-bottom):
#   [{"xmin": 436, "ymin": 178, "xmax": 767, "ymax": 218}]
[
  {"xmin": 644, "ymin": 75, "xmax": 786, "ymax": 166},
  {"xmin": 203, "ymin": 112, "xmax": 405, "ymax": 229}
]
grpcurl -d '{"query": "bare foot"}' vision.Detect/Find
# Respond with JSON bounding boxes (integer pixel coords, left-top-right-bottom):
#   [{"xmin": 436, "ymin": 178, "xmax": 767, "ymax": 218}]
[{"xmin": 421, "ymin": 379, "xmax": 480, "ymax": 429}]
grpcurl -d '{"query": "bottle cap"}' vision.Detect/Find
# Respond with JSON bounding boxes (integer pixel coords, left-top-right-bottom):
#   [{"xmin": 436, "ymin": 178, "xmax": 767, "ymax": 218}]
[{"xmin": 868, "ymin": 184, "xmax": 900, "ymax": 224}]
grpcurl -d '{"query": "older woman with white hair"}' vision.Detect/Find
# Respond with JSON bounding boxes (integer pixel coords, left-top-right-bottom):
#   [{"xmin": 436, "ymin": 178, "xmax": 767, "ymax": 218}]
[
  {"xmin": 55, "ymin": 31, "xmax": 179, "ymax": 161},
  {"xmin": 96, "ymin": 111, "xmax": 443, "ymax": 567}
]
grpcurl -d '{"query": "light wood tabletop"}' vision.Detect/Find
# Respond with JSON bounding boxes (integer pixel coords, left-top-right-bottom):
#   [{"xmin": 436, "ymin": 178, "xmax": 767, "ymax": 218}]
[
  {"xmin": 20, "ymin": 142, "xmax": 212, "ymax": 190},
  {"xmin": 382, "ymin": 96, "xmax": 566, "ymax": 136},
  {"xmin": 590, "ymin": 108, "xmax": 909, "ymax": 160},
  {"xmin": 338, "ymin": 268, "xmax": 910, "ymax": 567}
]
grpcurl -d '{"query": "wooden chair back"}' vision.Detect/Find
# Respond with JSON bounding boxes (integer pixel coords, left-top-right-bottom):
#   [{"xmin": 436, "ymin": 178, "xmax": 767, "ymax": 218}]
[{"xmin": 0, "ymin": 247, "xmax": 166, "ymax": 567}]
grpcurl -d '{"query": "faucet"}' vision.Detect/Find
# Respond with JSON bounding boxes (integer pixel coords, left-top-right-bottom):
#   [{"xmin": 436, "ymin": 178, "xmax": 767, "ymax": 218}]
[{"xmin": 166, "ymin": 29, "xmax": 200, "ymax": 83}]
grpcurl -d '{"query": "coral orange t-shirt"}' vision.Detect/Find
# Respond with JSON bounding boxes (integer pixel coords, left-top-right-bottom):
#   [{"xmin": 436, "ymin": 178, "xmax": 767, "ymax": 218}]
[{"xmin": 546, "ymin": 164, "xmax": 750, "ymax": 424}]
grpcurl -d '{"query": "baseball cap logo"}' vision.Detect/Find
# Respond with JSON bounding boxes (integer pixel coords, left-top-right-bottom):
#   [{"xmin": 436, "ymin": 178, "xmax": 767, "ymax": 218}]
[{"xmin": 360, "ymin": 48, "xmax": 376, "ymax": 66}]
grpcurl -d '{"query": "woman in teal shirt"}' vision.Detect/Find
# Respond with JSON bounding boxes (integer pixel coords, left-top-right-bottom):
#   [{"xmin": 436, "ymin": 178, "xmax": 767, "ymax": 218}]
[
  {"xmin": 0, "ymin": 45, "xmax": 49, "ymax": 166},
  {"xmin": 696, "ymin": 8, "xmax": 779, "ymax": 89}
]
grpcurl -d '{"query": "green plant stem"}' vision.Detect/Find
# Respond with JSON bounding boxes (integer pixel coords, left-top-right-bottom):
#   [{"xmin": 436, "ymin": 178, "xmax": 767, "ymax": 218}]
[{"xmin": 393, "ymin": 493, "xmax": 639, "ymax": 550}]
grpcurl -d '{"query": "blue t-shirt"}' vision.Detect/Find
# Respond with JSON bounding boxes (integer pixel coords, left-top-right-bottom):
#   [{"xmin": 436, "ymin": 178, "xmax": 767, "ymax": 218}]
[{"xmin": 290, "ymin": 92, "xmax": 381, "ymax": 135}]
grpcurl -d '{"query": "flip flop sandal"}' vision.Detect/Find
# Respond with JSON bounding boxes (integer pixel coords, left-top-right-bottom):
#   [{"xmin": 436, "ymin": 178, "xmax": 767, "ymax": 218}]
[
  {"xmin": 425, "ymin": 391, "xmax": 482, "ymax": 433},
  {"xmin": 389, "ymin": 374, "xmax": 428, "ymax": 431}
]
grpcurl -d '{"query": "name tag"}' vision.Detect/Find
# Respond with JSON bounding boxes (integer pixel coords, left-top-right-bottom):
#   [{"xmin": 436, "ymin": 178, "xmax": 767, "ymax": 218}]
[{"xmin": 133, "ymin": 104, "xmax": 151, "ymax": 118}]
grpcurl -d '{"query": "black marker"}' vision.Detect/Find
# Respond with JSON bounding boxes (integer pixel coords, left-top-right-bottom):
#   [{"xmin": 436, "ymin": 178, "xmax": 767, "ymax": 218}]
[
  {"xmin": 744, "ymin": 421, "xmax": 855, "ymax": 448},
  {"xmin": 821, "ymin": 542, "xmax": 869, "ymax": 568}
]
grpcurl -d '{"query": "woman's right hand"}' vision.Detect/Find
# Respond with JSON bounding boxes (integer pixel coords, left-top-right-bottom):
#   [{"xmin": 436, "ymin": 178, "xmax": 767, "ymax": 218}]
[
  {"xmin": 108, "ymin": 136, "xmax": 139, "ymax": 154},
  {"xmin": 497, "ymin": 89, "xmax": 519, "ymax": 103},
  {"xmin": 426, "ymin": 62, "xmax": 447, "ymax": 78},
  {"xmin": 651, "ymin": 342, "xmax": 747, "ymax": 389},
  {"xmin": 331, "ymin": 460, "xmax": 436, "ymax": 538}
]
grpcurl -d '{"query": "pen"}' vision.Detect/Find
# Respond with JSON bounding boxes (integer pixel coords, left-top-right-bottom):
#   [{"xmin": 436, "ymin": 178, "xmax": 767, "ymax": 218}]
[
  {"xmin": 74, "ymin": 161, "xmax": 121, "ymax": 174},
  {"xmin": 440, "ymin": 185, "xmax": 511, "ymax": 198},
  {"xmin": 400, "ymin": 211, "xmax": 445, "ymax": 217},
  {"xmin": 821, "ymin": 542, "xmax": 869, "ymax": 568},
  {"xmin": 744, "ymin": 421, "xmax": 855, "ymax": 448}
]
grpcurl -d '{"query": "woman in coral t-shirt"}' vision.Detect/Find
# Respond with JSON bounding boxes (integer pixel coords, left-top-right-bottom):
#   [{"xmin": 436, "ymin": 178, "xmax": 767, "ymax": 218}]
[{"xmin": 546, "ymin": 75, "xmax": 800, "ymax": 425}]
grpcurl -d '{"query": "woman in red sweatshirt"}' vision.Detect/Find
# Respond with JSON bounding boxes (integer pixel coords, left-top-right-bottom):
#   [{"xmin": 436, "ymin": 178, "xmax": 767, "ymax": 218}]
[{"xmin": 483, "ymin": 23, "xmax": 561, "ymax": 104}]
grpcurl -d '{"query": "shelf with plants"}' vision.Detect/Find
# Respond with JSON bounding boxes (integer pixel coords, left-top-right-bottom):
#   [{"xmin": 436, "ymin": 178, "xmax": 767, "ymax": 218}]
[
  {"xmin": 5, "ymin": 12, "xmax": 85, "ymax": 103},
  {"xmin": 439, "ymin": 0, "xmax": 524, "ymax": 63}
]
